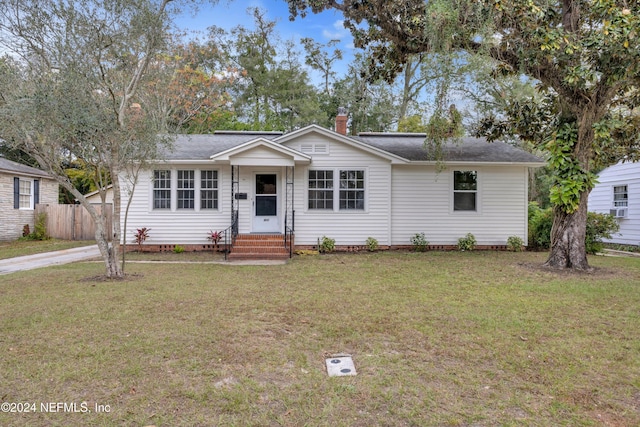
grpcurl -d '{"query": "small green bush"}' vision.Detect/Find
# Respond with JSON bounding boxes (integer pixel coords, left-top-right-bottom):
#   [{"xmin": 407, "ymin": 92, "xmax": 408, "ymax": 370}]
[
  {"xmin": 173, "ymin": 245, "xmax": 185, "ymax": 254},
  {"xmin": 458, "ymin": 233, "xmax": 477, "ymax": 251},
  {"xmin": 410, "ymin": 233, "xmax": 429, "ymax": 252},
  {"xmin": 318, "ymin": 236, "xmax": 336, "ymax": 253},
  {"xmin": 507, "ymin": 235, "xmax": 524, "ymax": 252},
  {"xmin": 18, "ymin": 213, "xmax": 49, "ymax": 241},
  {"xmin": 528, "ymin": 202, "xmax": 620, "ymax": 254},
  {"xmin": 365, "ymin": 237, "xmax": 379, "ymax": 252}
]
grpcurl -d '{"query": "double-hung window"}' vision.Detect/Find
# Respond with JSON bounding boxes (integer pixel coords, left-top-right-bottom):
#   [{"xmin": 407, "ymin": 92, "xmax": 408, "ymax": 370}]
[
  {"xmin": 613, "ymin": 185, "xmax": 628, "ymax": 207},
  {"xmin": 339, "ymin": 170, "xmax": 365, "ymax": 210},
  {"xmin": 153, "ymin": 170, "xmax": 171, "ymax": 209},
  {"xmin": 177, "ymin": 170, "xmax": 195, "ymax": 209},
  {"xmin": 19, "ymin": 179, "xmax": 33, "ymax": 209},
  {"xmin": 201, "ymin": 170, "xmax": 219, "ymax": 210},
  {"xmin": 453, "ymin": 171, "xmax": 477, "ymax": 211},
  {"xmin": 308, "ymin": 170, "xmax": 334, "ymax": 210}
]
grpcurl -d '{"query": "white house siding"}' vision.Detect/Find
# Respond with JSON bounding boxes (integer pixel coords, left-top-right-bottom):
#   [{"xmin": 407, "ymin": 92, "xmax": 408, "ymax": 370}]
[
  {"xmin": 390, "ymin": 165, "xmax": 529, "ymax": 246},
  {"xmin": 588, "ymin": 162, "xmax": 640, "ymax": 245},
  {"xmin": 119, "ymin": 164, "xmax": 232, "ymax": 246},
  {"xmin": 282, "ymin": 134, "xmax": 393, "ymax": 246}
]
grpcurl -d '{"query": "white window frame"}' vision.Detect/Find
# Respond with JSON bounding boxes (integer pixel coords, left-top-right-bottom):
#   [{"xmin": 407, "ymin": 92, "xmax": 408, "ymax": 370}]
[
  {"xmin": 308, "ymin": 169, "xmax": 334, "ymax": 210},
  {"xmin": 306, "ymin": 168, "xmax": 367, "ymax": 212},
  {"xmin": 152, "ymin": 169, "xmax": 221, "ymax": 212},
  {"xmin": 452, "ymin": 170, "xmax": 479, "ymax": 213},
  {"xmin": 613, "ymin": 185, "xmax": 628, "ymax": 208},
  {"xmin": 19, "ymin": 179, "xmax": 34, "ymax": 210},
  {"xmin": 177, "ymin": 170, "xmax": 195, "ymax": 210},
  {"xmin": 200, "ymin": 170, "xmax": 219, "ymax": 210},
  {"xmin": 339, "ymin": 169, "xmax": 365, "ymax": 211}
]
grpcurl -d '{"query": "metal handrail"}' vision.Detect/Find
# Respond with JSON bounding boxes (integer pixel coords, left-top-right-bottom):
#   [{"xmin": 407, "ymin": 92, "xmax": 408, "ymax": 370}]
[
  {"xmin": 222, "ymin": 209, "xmax": 239, "ymax": 260},
  {"xmin": 284, "ymin": 210, "xmax": 294, "ymax": 258}
]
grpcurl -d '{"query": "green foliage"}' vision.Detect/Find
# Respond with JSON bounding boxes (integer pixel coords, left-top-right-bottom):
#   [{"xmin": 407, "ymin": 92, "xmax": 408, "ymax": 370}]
[
  {"xmin": 18, "ymin": 213, "xmax": 49, "ymax": 241},
  {"xmin": 507, "ymin": 236, "xmax": 524, "ymax": 252},
  {"xmin": 318, "ymin": 236, "xmax": 336, "ymax": 253},
  {"xmin": 585, "ymin": 212, "xmax": 620, "ymax": 255},
  {"xmin": 410, "ymin": 232, "xmax": 429, "ymax": 252},
  {"xmin": 173, "ymin": 245, "xmax": 185, "ymax": 254},
  {"xmin": 527, "ymin": 202, "xmax": 620, "ymax": 254},
  {"xmin": 457, "ymin": 233, "xmax": 477, "ymax": 251},
  {"xmin": 528, "ymin": 202, "xmax": 554, "ymax": 251},
  {"xmin": 365, "ymin": 237, "xmax": 379, "ymax": 252},
  {"xmin": 398, "ymin": 115, "xmax": 428, "ymax": 133}
]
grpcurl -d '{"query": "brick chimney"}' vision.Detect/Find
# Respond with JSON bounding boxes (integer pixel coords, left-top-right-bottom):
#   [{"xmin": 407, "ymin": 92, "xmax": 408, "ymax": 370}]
[{"xmin": 335, "ymin": 107, "xmax": 348, "ymax": 135}]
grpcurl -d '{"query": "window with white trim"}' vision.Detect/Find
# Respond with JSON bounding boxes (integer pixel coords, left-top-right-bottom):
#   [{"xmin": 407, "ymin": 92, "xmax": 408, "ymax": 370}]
[
  {"xmin": 19, "ymin": 179, "xmax": 33, "ymax": 209},
  {"xmin": 613, "ymin": 185, "xmax": 628, "ymax": 207},
  {"xmin": 308, "ymin": 170, "xmax": 334, "ymax": 210},
  {"xmin": 177, "ymin": 170, "xmax": 195, "ymax": 209},
  {"xmin": 453, "ymin": 170, "xmax": 477, "ymax": 211},
  {"xmin": 153, "ymin": 170, "xmax": 171, "ymax": 209},
  {"xmin": 339, "ymin": 170, "xmax": 365, "ymax": 210},
  {"xmin": 201, "ymin": 170, "xmax": 219, "ymax": 210}
]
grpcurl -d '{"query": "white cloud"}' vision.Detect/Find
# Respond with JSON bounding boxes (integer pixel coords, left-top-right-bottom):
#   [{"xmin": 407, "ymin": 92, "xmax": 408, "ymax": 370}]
[{"xmin": 322, "ymin": 20, "xmax": 349, "ymax": 40}]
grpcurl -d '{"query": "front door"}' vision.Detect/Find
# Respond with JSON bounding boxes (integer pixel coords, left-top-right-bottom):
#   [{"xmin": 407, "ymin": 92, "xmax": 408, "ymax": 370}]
[{"xmin": 252, "ymin": 173, "xmax": 280, "ymax": 232}]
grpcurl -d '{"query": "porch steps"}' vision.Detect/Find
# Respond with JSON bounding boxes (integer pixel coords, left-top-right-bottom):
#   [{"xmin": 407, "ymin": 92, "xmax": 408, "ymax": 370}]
[{"xmin": 228, "ymin": 234, "xmax": 290, "ymax": 261}]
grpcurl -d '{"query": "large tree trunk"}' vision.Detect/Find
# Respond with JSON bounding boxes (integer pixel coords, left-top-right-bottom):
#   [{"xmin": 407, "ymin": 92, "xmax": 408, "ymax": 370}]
[{"xmin": 544, "ymin": 191, "xmax": 590, "ymax": 270}]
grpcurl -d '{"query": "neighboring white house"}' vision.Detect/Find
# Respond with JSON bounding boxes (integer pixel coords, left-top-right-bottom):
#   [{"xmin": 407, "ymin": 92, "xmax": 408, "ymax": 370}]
[
  {"xmin": 84, "ymin": 185, "xmax": 114, "ymax": 204},
  {"xmin": 0, "ymin": 157, "xmax": 59, "ymax": 241},
  {"xmin": 119, "ymin": 118, "xmax": 544, "ymax": 256},
  {"xmin": 589, "ymin": 161, "xmax": 640, "ymax": 246}
]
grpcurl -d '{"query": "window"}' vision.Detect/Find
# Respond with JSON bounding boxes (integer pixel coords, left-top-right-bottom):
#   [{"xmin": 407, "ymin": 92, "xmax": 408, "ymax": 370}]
[
  {"xmin": 19, "ymin": 179, "xmax": 33, "ymax": 209},
  {"xmin": 308, "ymin": 170, "xmax": 334, "ymax": 210},
  {"xmin": 613, "ymin": 185, "xmax": 628, "ymax": 207},
  {"xmin": 14, "ymin": 178, "xmax": 39, "ymax": 210},
  {"xmin": 453, "ymin": 170, "xmax": 477, "ymax": 211},
  {"xmin": 177, "ymin": 170, "xmax": 195, "ymax": 209},
  {"xmin": 153, "ymin": 170, "xmax": 171, "ymax": 209},
  {"xmin": 339, "ymin": 170, "xmax": 365, "ymax": 210},
  {"xmin": 201, "ymin": 170, "xmax": 218, "ymax": 210}
]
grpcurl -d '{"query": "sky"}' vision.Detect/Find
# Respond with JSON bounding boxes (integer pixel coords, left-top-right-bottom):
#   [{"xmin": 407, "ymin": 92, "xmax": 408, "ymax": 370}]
[{"xmin": 173, "ymin": 0, "xmax": 356, "ymax": 82}]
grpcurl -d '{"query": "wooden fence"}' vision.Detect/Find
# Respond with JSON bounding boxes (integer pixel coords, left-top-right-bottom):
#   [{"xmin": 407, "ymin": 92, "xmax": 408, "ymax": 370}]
[{"xmin": 35, "ymin": 204, "xmax": 113, "ymax": 241}]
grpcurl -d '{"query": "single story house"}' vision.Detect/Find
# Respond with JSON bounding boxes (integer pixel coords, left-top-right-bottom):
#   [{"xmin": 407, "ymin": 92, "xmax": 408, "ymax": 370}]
[
  {"xmin": 119, "ymin": 115, "xmax": 544, "ymax": 259},
  {"xmin": 0, "ymin": 157, "xmax": 59, "ymax": 241},
  {"xmin": 588, "ymin": 160, "xmax": 639, "ymax": 246}
]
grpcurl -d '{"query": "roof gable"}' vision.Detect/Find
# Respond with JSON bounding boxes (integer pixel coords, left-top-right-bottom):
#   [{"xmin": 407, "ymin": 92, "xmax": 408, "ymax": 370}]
[
  {"xmin": 209, "ymin": 137, "xmax": 311, "ymax": 166},
  {"xmin": 275, "ymin": 125, "xmax": 409, "ymax": 164}
]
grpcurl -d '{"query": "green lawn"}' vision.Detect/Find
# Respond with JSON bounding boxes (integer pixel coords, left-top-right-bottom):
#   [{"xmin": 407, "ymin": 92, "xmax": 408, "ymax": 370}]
[
  {"xmin": 0, "ymin": 239, "xmax": 96, "ymax": 260},
  {"xmin": 1, "ymin": 251, "xmax": 639, "ymax": 426}
]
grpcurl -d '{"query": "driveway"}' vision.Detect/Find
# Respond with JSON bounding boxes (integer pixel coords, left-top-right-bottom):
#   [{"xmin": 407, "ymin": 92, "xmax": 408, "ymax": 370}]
[{"xmin": 0, "ymin": 245, "xmax": 101, "ymax": 275}]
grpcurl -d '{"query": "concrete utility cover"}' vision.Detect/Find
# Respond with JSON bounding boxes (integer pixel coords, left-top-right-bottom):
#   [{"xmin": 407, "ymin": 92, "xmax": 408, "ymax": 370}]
[{"xmin": 325, "ymin": 356, "xmax": 357, "ymax": 377}]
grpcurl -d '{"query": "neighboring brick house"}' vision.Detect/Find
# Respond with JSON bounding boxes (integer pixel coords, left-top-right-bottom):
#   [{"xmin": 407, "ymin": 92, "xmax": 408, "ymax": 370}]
[{"xmin": 0, "ymin": 157, "xmax": 59, "ymax": 241}]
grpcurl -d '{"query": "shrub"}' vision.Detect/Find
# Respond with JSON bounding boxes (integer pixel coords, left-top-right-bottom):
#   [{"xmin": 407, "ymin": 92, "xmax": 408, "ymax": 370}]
[
  {"xmin": 173, "ymin": 245, "xmax": 185, "ymax": 254},
  {"xmin": 410, "ymin": 233, "xmax": 429, "ymax": 252},
  {"xmin": 528, "ymin": 202, "xmax": 620, "ymax": 254},
  {"xmin": 32, "ymin": 212, "xmax": 49, "ymax": 240},
  {"xmin": 458, "ymin": 233, "xmax": 477, "ymax": 251},
  {"xmin": 365, "ymin": 237, "xmax": 379, "ymax": 252},
  {"xmin": 586, "ymin": 212, "xmax": 620, "ymax": 254},
  {"xmin": 133, "ymin": 227, "xmax": 151, "ymax": 251},
  {"xmin": 528, "ymin": 202, "xmax": 553, "ymax": 251},
  {"xmin": 318, "ymin": 236, "xmax": 335, "ymax": 253},
  {"xmin": 507, "ymin": 236, "xmax": 524, "ymax": 252}
]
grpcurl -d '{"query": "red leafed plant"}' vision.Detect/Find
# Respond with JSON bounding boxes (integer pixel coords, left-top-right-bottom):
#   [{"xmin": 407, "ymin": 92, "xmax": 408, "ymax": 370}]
[
  {"xmin": 207, "ymin": 230, "xmax": 222, "ymax": 249},
  {"xmin": 133, "ymin": 227, "xmax": 151, "ymax": 251}
]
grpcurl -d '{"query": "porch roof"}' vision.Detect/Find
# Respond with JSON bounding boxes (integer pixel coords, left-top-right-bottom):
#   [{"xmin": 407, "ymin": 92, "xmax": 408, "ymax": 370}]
[{"xmin": 209, "ymin": 137, "xmax": 312, "ymax": 166}]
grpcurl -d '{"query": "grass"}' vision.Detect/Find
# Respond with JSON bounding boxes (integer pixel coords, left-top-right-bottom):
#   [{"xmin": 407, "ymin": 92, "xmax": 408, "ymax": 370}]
[
  {"xmin": 0, "ymin": 239, "xmax": 96, "ymax": 260},
  {"xmin": 1, "ymin": 251, "xmax": 639, "ymax": 426}
]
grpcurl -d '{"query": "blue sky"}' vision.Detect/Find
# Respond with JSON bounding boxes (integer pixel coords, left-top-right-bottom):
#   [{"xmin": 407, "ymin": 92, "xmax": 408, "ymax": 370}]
[{"xmin": 174, "ymin": 0, "xmax": 355, "ymax": 82}]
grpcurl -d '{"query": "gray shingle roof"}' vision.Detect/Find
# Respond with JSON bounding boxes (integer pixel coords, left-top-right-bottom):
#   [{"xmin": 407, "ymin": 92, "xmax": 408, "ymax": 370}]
[
  {"xmin": 159, "ymin": 129, "xmax": 544, "ymax": 164},
  {"xmin": 161, "ymin": 132, "xmax": 283, "ymax": 160},
  {"xmin": 352, "ymin": 133, "xmax": 545, "ymax": 163},
  {"xmin": 0, "ymin": 157, "xmax": 52, "ymax": 177}
]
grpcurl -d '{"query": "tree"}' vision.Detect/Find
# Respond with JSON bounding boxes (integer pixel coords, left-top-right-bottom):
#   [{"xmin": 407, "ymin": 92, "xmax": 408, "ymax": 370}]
[
  {"xmin": 0, "ymin": 0, "xmax": 183, "ymax": 278},
  {"xmin": 285, "ymin": 0, "xmax": 640, "ymax": 270},
  {"xmin": 301, "ymin": 37, "xmax": 343, "ymax": 95}
]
